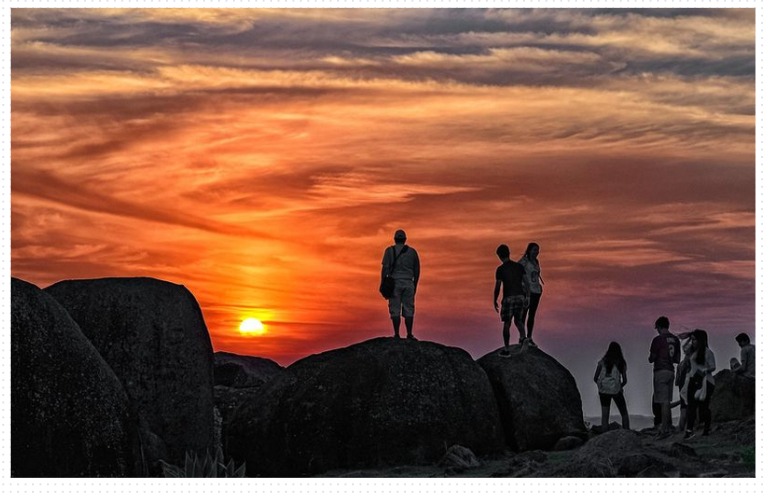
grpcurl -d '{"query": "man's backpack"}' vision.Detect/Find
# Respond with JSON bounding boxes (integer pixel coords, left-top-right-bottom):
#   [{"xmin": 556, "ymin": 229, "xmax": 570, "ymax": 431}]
[
  {"xmin": 597, "ymin": 361, "xmax": 622, "ymax": 395},
  {"xmin": 379, "ymin": 245, "xmax": 408, "ymax": 299}
]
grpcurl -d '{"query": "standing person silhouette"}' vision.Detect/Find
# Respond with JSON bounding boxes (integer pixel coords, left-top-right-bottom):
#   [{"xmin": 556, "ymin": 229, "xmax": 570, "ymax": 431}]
[
  {"xmin": 493, "ymin": 244, "xmax": 530, "ymax": 356},
  {"xmin": 594, "ymin": 342, "xmax": 630, "ymax": 432},
  {"xmin": 380, "ymin": 230, "xmax": 420, "ymax": 339},
  {"xmin": 648, "ymin": 316, "xmax": 681, "ymax": 440},
  {"xmin": 519, "ymin": 242, "xmax": 543, "ymax": 346},
  {"xmin": 684, "ymin": 329, "xmax": 717, "ymax": 440}
]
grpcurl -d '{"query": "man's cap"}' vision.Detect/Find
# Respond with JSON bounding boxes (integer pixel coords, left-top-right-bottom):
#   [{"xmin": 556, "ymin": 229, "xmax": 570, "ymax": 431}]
[{"xmin": 394, "ymin": 229, "xmax": 407, "ymax": 239}]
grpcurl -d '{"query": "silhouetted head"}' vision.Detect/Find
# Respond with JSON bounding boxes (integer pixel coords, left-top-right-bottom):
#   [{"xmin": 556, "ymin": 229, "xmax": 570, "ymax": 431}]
[
  {"xmin": 736, "ymin": 333, "xmax": 751, "ymax": 347},
  {"xmin": 603, "ymin": 341, "xmax": 626, "ymax": 374},
  {"xmin": 394, "ymin": 229, "xmax": 407, "ymax": 244},
  {"xmin": 654, "ymin": 316, "xmax": 670, "ymax": 334},
  {"xmin": 524, "ymin": 242, "xmax": 540, "ymax": 260},
  {"xmin": 496, "ymin": 244, "xmax": 510, "ymax": 261},
  {"xmin": 691, "ymin": 329, "xmax": 709, "ymax": 364}
]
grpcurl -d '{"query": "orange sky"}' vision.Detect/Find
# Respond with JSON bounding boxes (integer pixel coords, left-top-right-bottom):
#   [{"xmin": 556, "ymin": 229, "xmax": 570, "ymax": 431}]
[{"xmin": 11, "ymin": 8, "xmax": 754, "ymax": 415}]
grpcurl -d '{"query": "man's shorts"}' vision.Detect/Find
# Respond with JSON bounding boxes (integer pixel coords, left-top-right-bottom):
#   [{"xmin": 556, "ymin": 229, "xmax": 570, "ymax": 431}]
[
  {"xmin": 653, "ymin": 369, "xmax": 675, "ymax": 403},
  {"xmin": 388, "ymin": 279, "xmax": 415, "ymax": 318},
  {"xmin": 500, "ymin": 295, "xmax": 527, "ymax": 323}
]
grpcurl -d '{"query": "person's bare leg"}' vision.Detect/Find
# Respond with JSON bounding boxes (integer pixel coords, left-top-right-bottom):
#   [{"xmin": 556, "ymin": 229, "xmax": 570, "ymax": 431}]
[
  {"xmin": 405, "ymin": 317, "xmax": 414, "ymax": 338},
  {"xmin": 514, "ymin": 315, "xmax": 526, "ymax": 342},
  {"xmin": 617, "ymin": 397, "xmax": 630, "ymax": 430},
  {"xmin": 392, "ymin": 317, "xmax": 401, "ymax": 338}
]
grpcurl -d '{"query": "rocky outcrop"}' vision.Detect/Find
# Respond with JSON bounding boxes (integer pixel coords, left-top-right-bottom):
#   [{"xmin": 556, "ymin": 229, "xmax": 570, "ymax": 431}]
[
  {"xmin": 214, "ymin": 351, "xmax": 283, "ymax": 388},
  {"xmin": 226, "ymin": 337, "xmax": 504, "ymax": 476},
  {"xmin": 547, "ymin": 430, "xmax": 673, "ymax": 477},
  {"xmin": 710, "ymin": 370, "xmax": 755, "ymax": 422},
  {"xmin": 46, "ymin": 277, "xmax": 215, "ymax": 466},
  {"xmin": 477, "ymin": 345, "xmax": 587, "ymax": 450},
  {"xmin": 11, "ymin": 278, "xmax": 138, "ymax": 477}
]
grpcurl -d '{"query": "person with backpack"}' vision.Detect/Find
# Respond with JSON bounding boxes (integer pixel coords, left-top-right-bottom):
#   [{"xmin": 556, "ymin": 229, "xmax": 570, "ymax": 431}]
[
  {"xmin": 380, "ymin": 229, "xmax": 420, "ymax": 339},
  {"xmin": 684, "ymin": 329, "xmax": 717, "ymax": 440},
  {"xmin": 594, "ymin": 342, "xmax": 630, "ymax": 432}
]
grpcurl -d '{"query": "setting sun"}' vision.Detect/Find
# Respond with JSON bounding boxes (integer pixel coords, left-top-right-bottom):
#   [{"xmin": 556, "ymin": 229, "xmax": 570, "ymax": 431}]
[{"xmin": 239, "ymin": 318, "xmax": 265, "ymax": 335}]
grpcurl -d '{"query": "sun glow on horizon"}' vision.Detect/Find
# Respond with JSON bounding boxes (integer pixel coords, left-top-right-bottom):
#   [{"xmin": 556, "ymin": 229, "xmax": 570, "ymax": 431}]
[{"xmin": 239, "ymin": 318, "xmax": 265, "ymax": 336}]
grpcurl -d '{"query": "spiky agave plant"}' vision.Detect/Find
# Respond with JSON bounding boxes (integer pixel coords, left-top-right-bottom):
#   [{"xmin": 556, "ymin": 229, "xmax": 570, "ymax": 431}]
[{"xmin": 160, "ymin": 445, "xmax": 246, "ymax": 477}]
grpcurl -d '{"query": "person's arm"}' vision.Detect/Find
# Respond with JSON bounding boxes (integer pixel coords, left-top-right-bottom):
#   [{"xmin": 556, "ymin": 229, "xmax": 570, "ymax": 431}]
[
  {"xmin": 522, "ymin": 271, "xmax": 530, "ymax": 298},
  {"xmin": 649, "ymin": 338, "xmax": 657, "ymax": 364},
  {"xmin": 735, "ymin": 347, "xmax": 748, "ymax": 373},
  {"xmin": 494, "ymin": 280, "xmax": 502, "ymax": 313},
  {"xmin": 705, "ymin": 349, "xmax": 716, "ymax": 374},
  {"xmin": 593, "ymin": 363, "xmax": 602, "ymax": 384},
  {"xmin": 381, "ymin": 248, "xmax": 391, "ymax": 284},
  {"xmin": 413, "ymin": 250, "xmax": 420, "ymax": 293},
  {"xmin": 621, "ymin": 365, "xmax": 628, "ymax": 387}
]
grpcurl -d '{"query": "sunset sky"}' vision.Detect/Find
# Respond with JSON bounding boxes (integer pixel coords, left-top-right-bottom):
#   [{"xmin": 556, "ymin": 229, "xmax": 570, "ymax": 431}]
[{"xmin": 11, "ymin": 8, "xmax": 754, "ymax": 416}]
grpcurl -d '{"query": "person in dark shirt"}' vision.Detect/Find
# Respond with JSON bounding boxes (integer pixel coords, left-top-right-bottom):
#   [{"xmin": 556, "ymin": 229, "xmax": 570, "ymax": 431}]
[
  {"xmin": 648, "ymin": 315, "xmax": 681, "ymax": 439},
  {"xmin": 493, "ymin": 244, "xmax": 530, "ymax": 356}
]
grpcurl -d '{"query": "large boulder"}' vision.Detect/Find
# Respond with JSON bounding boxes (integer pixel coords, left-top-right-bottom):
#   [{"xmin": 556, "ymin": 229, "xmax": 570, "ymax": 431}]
[
  {"xmin": 226, "ymin": 337, "xmax": 504, "ymax": 476},
  {"xmin": 477, "ymin": 344, "xmax": 587, "ymax": 450},
  {"xmin": 547, "ymin": 430, "xmax": 674, "ymax": 477},
  {"xmin": 11, "ymin": 278, "xmax": 139, "ymax": 477},
  {"xmin": 710, "ymin": 369, "xmax": 755, "ymax": 422},
  {"xmin": 46, "ymin": 277, "xmax": 215, "ymax": 465},
  {"xmin": 214, "ymin": 351, "xmax": 283, "ymax": 388}
]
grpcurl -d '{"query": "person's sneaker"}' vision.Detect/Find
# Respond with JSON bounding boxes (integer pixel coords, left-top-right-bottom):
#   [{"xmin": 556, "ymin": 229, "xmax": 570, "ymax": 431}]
[
  {"xmin": 407, "ymin": 335, "xmax": 418, "ymax": 341},
  {"xmin": 518, "ymin": 336, "xmax": 526, "ymax": 344},
  {"xmin": 499, "ymin": 349, "xmax": 511, "ymax": 357},
  {"xmin": 683, "ymin": 430, "xmax": 696, "ymax": 441},
  {"xmin": 654, "ymin": 431, "xmax": 672, "ymax": 441},
  {"xmin": 393, "ymin": 334, "xmax": 401, "ymax": 339},
  {"xmin": 702, "ymin": 429, "xmax": 710, "ymax": 436},
  {"xmin": 527, "ymin": 338, "xmax": 538, "ymax": 348}
]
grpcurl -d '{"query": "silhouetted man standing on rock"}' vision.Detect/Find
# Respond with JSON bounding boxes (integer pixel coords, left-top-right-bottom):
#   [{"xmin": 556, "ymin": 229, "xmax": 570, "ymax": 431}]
[
  {"xmin": 493, "ymin": 244, "xmax": 530, "ymax": 356},
  {"xmin": 381, "ymin": 229, "xmax": 420, "ymax": 339},
  {"xmin": 648, "ymin": 316, "xmax": 681, "ymax": 440}
]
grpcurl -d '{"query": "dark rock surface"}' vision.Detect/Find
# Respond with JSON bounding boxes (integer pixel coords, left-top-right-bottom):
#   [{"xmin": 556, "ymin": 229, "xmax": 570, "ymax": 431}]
[
  {"xmin": 477, "ymin": 344, "xmax": 588, "ymax": 450},
  {"xmin": 546, "ymin": 430, "xmax": 672, "ymax": 477},
  {"xmin": 226, "ymin": 337, "xmax": 504, "ymax": 476},
  {"xmin": 11, "ymin": 278, "xmax": 138, "ymax": 477},
  {"xmin": 439, "ymin": 445, "xmax": 481, "ymax": 470},
  {"xmin": 214, "ymin": 351, "xmax": 283, "ymax": 388},
  {"xmin": 710, "ymin": 370, "xmax": 755, "ymax": 422},
  {"xmin": 46, "ymin": 277, "xmax": 215, "ymax": 465}
]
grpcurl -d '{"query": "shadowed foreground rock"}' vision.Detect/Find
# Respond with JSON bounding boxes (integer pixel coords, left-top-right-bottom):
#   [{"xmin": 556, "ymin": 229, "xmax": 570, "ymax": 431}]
[
  {"xmin": 11, "ymin": 278, "xmax": 138, "ymax": 477},
  {"xmin": 478, "ymin": 344, "xmax": 587, "ymax": 450},
  {"xmin": 226, "ymin": 337, "xmax": 504, "ymax": 476},
  {"xmin": 710, "ymin": 370, "xmax": 755, "ymax": 422},
  {"xmin": 545, "ymin": 430, "xmax": 675, "ymax": 477},
  {"xmin": 46, "ymin": 277, "xmax": 215, "ymax": 467}
]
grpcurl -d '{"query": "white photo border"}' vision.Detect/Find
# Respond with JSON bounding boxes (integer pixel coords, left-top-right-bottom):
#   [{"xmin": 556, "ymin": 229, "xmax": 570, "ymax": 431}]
[{"xmin": 1, "ymin": 0, "xmax": 762, "ymax": 494}]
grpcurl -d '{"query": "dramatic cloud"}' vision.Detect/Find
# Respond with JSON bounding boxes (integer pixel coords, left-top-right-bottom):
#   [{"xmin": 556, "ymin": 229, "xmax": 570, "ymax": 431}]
[{"xmin": 11, "ymin": 8, "xmax": 754, "ymax": 415}]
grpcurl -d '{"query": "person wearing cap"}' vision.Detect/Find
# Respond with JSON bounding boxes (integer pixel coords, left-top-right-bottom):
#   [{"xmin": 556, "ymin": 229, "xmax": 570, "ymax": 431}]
[{"xmin": 380, "ymin": 229, "xmax": 421, "ymax": 339}]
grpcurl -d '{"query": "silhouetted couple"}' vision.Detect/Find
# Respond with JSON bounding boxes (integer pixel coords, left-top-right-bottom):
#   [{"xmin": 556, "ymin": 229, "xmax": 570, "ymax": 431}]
[
  {"xmin": 650, "ymin": 317, "xmax": 717, "ymax": 441},
  {"xmin": 380, "ymin": 230, "xmax": 420, "ymax": 339},
  {"xmin": 493, "ymin": 243, "xmax": 544, "ymax": 356}
]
